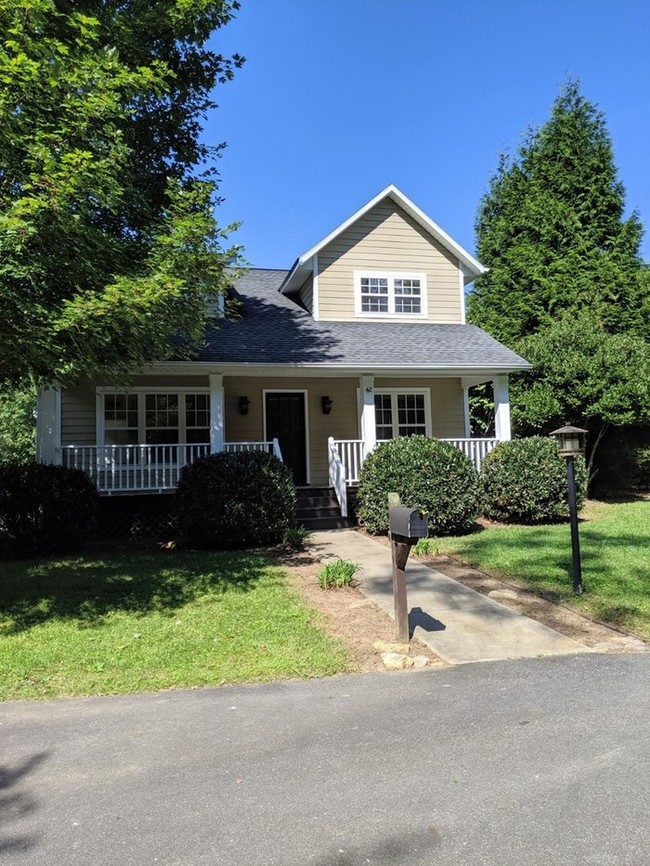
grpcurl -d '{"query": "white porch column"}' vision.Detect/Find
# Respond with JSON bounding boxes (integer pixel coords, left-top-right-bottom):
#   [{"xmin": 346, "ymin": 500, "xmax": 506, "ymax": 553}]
[
  {"xmin": 493, "ymin": 375, "xmax": 511, "ymax": 441},
  {"xmin": 359, "ymin": 375, "xmax": 376, "ymax": 457},
  {"xmin": 462, "ymin": 385, "xmax": 471, "ymax": 438},
  {"xmin": 209, "ymin": 374, "xmax": 225, "ymax": 453},
  {"xmin": 36, "ymin": 386, "xmax": 61, "ymax": 464}
]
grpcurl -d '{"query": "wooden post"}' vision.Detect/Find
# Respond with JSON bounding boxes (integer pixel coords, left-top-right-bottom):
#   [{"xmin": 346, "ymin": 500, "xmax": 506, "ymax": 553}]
[{"xmin": 391, "ymin": 537, "xmax": 411, "ymax": 643}]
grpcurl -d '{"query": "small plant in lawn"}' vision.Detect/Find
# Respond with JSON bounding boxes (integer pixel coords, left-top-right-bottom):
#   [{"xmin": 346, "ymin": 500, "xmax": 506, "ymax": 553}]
[
  {"xmin": 318, "ymin": 559, "xmax": 360, "ymax": 589},
  {"xmin": 281, "ymin": 526, "xmax": 311, "ymax": 550}
]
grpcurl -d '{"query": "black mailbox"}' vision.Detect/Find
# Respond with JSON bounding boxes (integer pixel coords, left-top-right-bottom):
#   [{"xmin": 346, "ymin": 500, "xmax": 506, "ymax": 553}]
[{"xmin": 389, "ymin": 506, "xmax": 428, "ymax": 541}]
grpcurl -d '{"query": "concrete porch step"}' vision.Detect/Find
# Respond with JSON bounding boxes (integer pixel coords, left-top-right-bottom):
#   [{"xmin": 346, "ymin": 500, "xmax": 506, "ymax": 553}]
[{"xmin": 296, "ymin": 487, "xmax": 346, "ymax": 530}]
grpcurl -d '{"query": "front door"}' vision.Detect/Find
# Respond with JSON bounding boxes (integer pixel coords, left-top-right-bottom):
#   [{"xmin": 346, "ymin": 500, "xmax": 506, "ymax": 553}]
[{"xmin": 265, "ymin": 392, "xmax": 307, "ymax": 485}]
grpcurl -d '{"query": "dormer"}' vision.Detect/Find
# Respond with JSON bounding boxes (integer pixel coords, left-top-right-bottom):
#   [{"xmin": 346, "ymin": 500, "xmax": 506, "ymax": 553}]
[{"xmin": 279, "ymin": 185, "xmax": 486, "ymax": 324}]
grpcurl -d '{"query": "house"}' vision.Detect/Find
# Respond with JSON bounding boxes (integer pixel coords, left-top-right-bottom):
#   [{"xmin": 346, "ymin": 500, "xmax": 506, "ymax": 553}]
[{"xmin": 36, "ymin": 185, "xmax": 529, "ymax": 520}]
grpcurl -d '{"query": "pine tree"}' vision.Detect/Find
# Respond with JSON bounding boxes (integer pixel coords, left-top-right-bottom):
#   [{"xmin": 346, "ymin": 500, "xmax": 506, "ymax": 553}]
[{"xmin": 469, "ymin": 81, "xmax": 649, "ymax": 345}]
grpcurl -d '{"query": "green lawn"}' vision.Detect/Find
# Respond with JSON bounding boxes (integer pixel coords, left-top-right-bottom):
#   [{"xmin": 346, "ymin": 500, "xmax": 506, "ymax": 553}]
[
  {"xmin": 415, "ymin": 499, "xmax": 650, "ymax": 640},
  {"xmin": 0, "ymin": 549, "xmax": 350, "ymax": 702}
]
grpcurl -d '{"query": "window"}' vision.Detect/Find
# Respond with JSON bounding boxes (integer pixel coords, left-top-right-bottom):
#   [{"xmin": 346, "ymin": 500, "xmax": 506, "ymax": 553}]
[
  {"xmin": 104, "ymin": 393, "xmax": 138, "ymax": 446},
  {"xmin": 185, "ymin": 393, "xmax": 210, "ymax": 444},
  {"xmin": 101, "ymin": 391, "xmax": 210, "ymax": 449},
  {"xmin": 374, "ymin": 390, "xmax": 429, "ymax": 441},
  {"xmin": 355, "ymin": 272, "xmax": 426, "ymax": 317}
]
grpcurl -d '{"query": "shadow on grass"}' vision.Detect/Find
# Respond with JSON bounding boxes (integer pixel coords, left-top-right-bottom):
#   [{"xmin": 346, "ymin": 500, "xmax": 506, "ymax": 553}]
[{"xmin": 0, "ymin": 549, "xmax": 278, "ymax": 635}]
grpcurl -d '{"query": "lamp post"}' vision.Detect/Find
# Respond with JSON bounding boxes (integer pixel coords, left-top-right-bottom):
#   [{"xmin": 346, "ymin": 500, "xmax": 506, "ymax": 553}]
[{"xmin": 550, "ymin": 424, "xmax": 587, "ymax": 594}]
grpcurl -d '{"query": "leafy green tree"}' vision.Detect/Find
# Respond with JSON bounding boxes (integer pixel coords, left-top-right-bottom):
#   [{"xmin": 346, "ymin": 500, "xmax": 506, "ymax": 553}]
[
  {"xmin": 469, "ymin": 81, "xmax": 649, "ymax": 345},
  {"xmin": 512, "ymin": 311, "xmax": 650, "ymax": 481},
  {"xmin": 0, "ymin": 0, "xmax": 243, "ymax": 387},
  {"xmin": 0, "ymin": 383, "xmax": 36, "ymax": 463}
]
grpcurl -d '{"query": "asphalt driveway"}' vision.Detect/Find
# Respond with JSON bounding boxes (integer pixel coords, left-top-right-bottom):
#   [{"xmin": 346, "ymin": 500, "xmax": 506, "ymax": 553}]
[{"xmin": 2, "ymin": 654, "xmax": 649, "ymax": 865}]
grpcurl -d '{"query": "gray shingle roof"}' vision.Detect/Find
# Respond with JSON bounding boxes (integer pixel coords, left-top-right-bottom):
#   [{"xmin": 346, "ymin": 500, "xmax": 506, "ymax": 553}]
[{"xmin": 195, "ymin": 269, "xmax": 529, "ymax": 371}]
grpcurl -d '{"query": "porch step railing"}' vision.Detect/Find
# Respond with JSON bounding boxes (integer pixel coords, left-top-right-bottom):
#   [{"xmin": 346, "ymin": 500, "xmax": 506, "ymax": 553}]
[
  {"xmin": 329, "ymin": 437, "xmax": 499, "ymax": 487},
  {"xmin": 327, "ymin": 437, "xmax": 348, "ymax": 518},
  {"xmin": 58, "ymin": 440, "xmax": 282, "ymax": 493}
]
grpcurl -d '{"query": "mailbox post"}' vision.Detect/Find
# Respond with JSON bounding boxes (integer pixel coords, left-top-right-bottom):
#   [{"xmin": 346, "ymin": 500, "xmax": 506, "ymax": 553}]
[{"xmin": 388, "ymin": 506, "xmax": 428, "ymax": 643}]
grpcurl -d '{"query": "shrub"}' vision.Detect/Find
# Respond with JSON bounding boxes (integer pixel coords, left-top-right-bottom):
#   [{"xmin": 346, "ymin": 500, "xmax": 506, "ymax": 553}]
[
  {"xmin": 281, "ymin": 525, "xmax": 311, "ymax": 550},
  {"xmin": 0, "ymin": 462, "xmax": 98, "ymax": 556},
  {"xmin": 318, "ymin": 559, "xmax": 360, "ymax": 589},
  {"xmin": 481, "ymin": 436, "xmax": 587, "ymax": 523},
  {"xmin": 176, "ymin": 451, "xmax": 296, "ymax": 549},
  {"xmin": 357, "ymin": 436, "xmax": 482, "ymax": 536}
]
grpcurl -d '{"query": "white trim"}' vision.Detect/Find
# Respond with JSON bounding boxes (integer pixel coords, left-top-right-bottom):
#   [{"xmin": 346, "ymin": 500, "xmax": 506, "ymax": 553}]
[
  {"xmin": 359, "ymin": 375, "xmax": 376, "ymax": 457},
  {"xmin": 209, "ymin": 374, "xmax": 224, "ymax": 453},
  {"xmin": 279, "ymin": 185, "xmax": 487, "ymax": 295},
  {"xmin": 262, "ymin": 389, "xmax": 310, "ymax": 485},
  {"xmin": 374, "ymin": 387, "xmax": 432, "ymax": 439},
  {"xmin": 36, "ymin": 386, "xmax": 61, "ymax": 464},
  {"xmin": 459, "ymin": 262, "xmax": 466, "ymax": 325},
  {"xmin": 353, "ymin": 270, "xmax": 428, "ymax": 320},
  {"xmin": 462, "ymin": 385, "xmax": 471, "ymax": 438},
  {"xmin": 147, "ymin": 361, "xmax": 530, "ymax": 378},
  {"xmin": 312, "ymin": 253, "xmax": 320, "ymax": 321},
  {"xmin": 493, "ymin": 376, "xmax": 511, "ymax": 441}
]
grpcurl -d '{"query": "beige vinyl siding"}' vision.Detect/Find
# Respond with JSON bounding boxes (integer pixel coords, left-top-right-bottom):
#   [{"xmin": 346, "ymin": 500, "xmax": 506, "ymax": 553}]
[
  {"xmin": 317, "ymin": 200, "xmax": 462, "ymax": 322},
  {"xmin": 61, "ymin": 381, "xmax": 96, "ymax": 446},
  {"xmin": 297, "ymin": 274, "xmax": 314, "ymax": 314},
  {"xmin": 225, "ymin": 376, "xmax": 359, "ymax": 486},
  {"xmin": 374, "ymin": 377, "xmax": 466, "ymax": 439}
]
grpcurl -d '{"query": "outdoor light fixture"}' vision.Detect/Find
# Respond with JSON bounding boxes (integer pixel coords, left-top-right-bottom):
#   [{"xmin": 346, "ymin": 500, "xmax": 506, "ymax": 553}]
[
  {"xmin": 239, "ymin": 396, "xmax": 250, "ymax": 416},
  {"xmin": 321, "ymin": 396, "xmax": 333, "ymax": 415},
  {"xmin": 551, "ymin": 424, "xmax": 588, "ymax": 594}
]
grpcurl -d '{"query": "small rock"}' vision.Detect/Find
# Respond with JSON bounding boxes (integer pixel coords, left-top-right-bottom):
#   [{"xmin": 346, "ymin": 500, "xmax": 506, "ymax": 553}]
[
  {"xmin": 412, "ymin": 655, "xmax": 429, "ymax": 668},
  {"xmin": 488, "ymin": 589, "xmax": 520, "ymax": 601},
  {"xmin": 381, "ymin": 652, "xmax": 415, "ymax": 670},
  {"xmin": 374, "ymin": 640, "xmax": 411, "ymax": 654},
  {"xmin": 349, "ymin": 599, "xmax": 373, "ymax": 609}
]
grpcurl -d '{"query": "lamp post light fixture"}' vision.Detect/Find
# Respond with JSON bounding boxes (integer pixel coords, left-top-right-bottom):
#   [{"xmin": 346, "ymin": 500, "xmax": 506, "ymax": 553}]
[{"xmin": 550, "ymin": 424, "xmax": 587, "ymax": 595}]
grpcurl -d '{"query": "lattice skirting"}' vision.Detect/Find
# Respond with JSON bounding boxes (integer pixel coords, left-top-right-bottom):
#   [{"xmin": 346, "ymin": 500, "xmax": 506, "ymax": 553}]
[{"xmin": 96, "ymin": 494, "xmax": 179, "ymax": 541}]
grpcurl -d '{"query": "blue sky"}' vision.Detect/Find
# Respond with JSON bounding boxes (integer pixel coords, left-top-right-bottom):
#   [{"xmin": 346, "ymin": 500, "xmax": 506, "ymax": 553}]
[{"xmin": 207, "ymin": 0, "xmax": 650, "ymax": 268}]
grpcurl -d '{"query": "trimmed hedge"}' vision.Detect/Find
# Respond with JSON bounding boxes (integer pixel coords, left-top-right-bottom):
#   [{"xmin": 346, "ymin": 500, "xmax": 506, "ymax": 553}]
[
  {"xmin": 176, "ymin": 451, "xmax": 296, "ymax": 549},
  {"xmin": 357, "ymin": 436, "xmax": 482, "ymax": 535},
  {"xmin": 481, "ymin": 436, "xmax": 587, "ymax": 524},
  {"xmin": 0, "ymin": 462, "xmax": 98, "ymax": 556}
]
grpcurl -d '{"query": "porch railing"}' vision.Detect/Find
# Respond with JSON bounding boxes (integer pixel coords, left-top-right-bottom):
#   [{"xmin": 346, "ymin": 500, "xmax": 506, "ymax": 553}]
[
  {"xmin": 327, "ymin": 437, "xmax": 348, "ymax": 518},
  {"xmin": 58, "ymin": 439, "xmax": 282, "ymax": 493},
  {"xmin": 329, "ymin": 436, "xmax": 499, "ymax": 486}
]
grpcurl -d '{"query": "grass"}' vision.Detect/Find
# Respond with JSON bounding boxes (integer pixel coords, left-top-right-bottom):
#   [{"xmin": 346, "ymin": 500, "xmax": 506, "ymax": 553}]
[
  {"xmin": 0, "ymin": 549, "xmax": 351, "ymax": 702},
  {"xmin": 414, "ymin": 499, "xmax": 650, "ymax": 640},
  {"xmin": 318, "ymin": 558, "xmax": 360, "ymax": 589}
]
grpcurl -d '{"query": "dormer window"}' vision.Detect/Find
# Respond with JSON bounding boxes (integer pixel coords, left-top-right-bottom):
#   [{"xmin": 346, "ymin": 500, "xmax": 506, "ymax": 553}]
[{"xmin": 355, "ymin": 271, "xmax": 427, "ymax": 318}]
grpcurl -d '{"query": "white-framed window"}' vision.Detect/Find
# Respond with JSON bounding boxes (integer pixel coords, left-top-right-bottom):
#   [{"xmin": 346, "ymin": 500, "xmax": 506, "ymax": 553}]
[
  {"xmin": 98, "ymin": 389, "xmax": 210, "ymax": 447},
  {"xmin": 354, "ymin": 271, "xmax": 427, "ymax": 318},
  {"xmin": 373, "ymin": 389, "xmax": 431, "ymax": 441}
]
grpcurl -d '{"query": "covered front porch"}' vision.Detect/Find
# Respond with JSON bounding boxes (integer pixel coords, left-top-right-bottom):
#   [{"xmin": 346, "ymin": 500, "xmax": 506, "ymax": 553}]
[{"xmin": 38, "ymin": 370, "xmax": 512, "ymax": 503}]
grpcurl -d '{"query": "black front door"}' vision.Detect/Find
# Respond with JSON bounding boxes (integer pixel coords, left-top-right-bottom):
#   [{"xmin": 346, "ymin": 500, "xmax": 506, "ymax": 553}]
[{"xmin": 265, "ymin": 392, "xmax": 307, "ymax": 485}]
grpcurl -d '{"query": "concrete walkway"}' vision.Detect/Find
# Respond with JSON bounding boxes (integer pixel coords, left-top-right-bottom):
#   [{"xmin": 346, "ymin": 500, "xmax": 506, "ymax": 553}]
[{"xmin": 308, "ymin": 530, "xmax": 589, "ymax": 665}]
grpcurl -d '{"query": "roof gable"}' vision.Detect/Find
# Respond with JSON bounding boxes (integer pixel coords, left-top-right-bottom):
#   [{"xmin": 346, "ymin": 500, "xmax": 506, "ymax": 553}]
[{"xmin": 279, "ymin": 185, "xmax": 487, "ymax": 295}]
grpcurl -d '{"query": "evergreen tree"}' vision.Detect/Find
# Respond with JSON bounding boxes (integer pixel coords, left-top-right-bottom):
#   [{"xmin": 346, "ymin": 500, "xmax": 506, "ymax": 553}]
[{"xmin": 469, "ymin": 81, "xmax": 649, "ymax": 345}]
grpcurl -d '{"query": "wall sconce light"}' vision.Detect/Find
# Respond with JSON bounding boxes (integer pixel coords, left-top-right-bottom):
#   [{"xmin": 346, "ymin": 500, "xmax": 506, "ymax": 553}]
[
  {"xmin": 321, "ymin": 396, "xmax": 333, "ymax": 415},
  {"xmin": 239, "ymin": 396, "xmax": 250, "ymax": 416}
]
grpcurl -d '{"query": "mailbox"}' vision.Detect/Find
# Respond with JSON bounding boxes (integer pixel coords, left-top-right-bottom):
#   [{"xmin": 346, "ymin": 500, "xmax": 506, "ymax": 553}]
[{"xmin": 389, "ymin": 507, "xmax": 428, "ymax": 541}]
